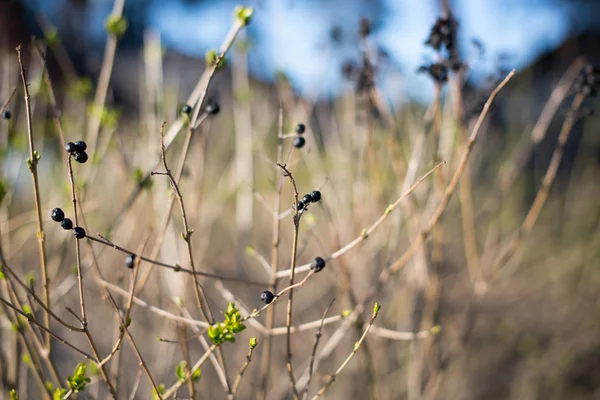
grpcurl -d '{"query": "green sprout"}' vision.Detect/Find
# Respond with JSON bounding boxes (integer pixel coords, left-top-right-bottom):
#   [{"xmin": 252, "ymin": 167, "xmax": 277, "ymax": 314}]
[
  {"xmin": 207, "ymin": 303, "xmax": 247, "ymax": 345},
  {"xmin": 66, "ymin": 363, "xmax": 91, "ymax": 393}
]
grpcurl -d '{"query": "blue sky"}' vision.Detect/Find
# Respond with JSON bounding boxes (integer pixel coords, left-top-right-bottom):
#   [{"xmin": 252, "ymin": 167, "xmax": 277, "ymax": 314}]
[{"xmin": 31, "ymin": 0, "xmax": 579, "ymax": 104}]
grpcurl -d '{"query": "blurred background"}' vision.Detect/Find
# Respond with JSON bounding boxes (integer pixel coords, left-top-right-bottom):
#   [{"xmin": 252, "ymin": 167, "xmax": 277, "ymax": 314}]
[{"xmin": 1, "ymin": 0, "xmax": 600, "ymax": 399}]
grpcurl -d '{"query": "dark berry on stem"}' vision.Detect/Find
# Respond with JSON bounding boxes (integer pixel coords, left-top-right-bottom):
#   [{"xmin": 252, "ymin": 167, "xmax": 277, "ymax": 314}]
[
  {"xmin": 3, "ymin": 111, "xmax": 11, "ymax": 120},
  {"xmin": 181, "ymin": 104, "xmax": 192, "ymax": 115},
  {"xmin": 261, "ymin": 291, "xmax": 275, "ymax": 304},
  {"xmin": 51, "ymin": 208, "xmax": 65, "ymax": 222},
  {"xmin": 73, "ymin": 227, "xmax": 86, "ymax": 239},
  {"xmin": 65, "ymin": 142, "xmax": 77, "ymax": 153},
  {"xmin": 310, "ymin": 190, "xmax": 321, "ymax": 202},
  {"xmin": 296, "ymin": 200, "xmax": 305, "ymax": 211},
  {"xmin": 74, "ymin": 141, "xmax": 87, "ymax": 152},
  {"xmin": 295, "ymin": 123, "xmax": 306, "ymax": 134},
  {"xmin": 61, "ymin": 218, "xmax": 73, "ymax": 230},
  {"xmin": 293, "ymin": 136, "xmax": 306, "ymax": 149},
  {"xmin": 74, "ymin": 151, "xmax": 88, "ymax": 164},
  {"xmin": 302, "ymin": 194, "xmax": 313, "ymax": 204},
  {"xmin": 310, "ymin": 256, "xmax": 326, "ymax": 272},
  {"xmin": 205, "ymin": 102, "xmax": 220, "ymax": 115},
  {"xmin": 125, "ymin": 254, "xmax": 136, "ymax": 269}
]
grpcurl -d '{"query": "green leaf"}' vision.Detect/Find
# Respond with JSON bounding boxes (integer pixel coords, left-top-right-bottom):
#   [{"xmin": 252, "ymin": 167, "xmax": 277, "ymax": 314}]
[
  {"xmin": 134, "ymin": 167, "xmax": 153, "ymax": 190},
  {"xmin": 175, "ymin": 360, "xmax": 187, "ymax": 383},
  {"xmin": 88, "ymin": 361, "xmax": 100, "ymax": 376},
  {"xmin": 9, "ymin": 389, "xmax": 18, "ymax": 400},
  {"xmin": 0, "ymin": 264, "xmax": 6, "ymax": 279},
  {"xmin": 191, "ymin": 367, "xmax": 201, "ymax": 382},
  {"xmin": 26, "ymin": 273, "xmax": 36, "ymax": 288},
  {"xmin": 69, "ymin": 77, "xmax": 93, "ymax": 98},
  {"xmin": 0, "ymin": 179, "xmax": 8, "ymax": 206},
  {"xmin": 22, "ymin": 354, "xmax": 31, "ymax": 366},
  {"xmin": 44, "ymin": 27, "xmax": 59, "ymax": 46},
  {"xmin": 45, "ymin": 381, "xmax": 54, "ymax": 392},
  {"xmin": 53, "ymin": 388, "xmax": 67, "ymax": 400},
  {"xmin": 152, "ymin": 384, "xmax": 166, "ymax": 400},
  {"xmin": 67, "ymin": 363, "xmax": 90, "ymax": 392},
  {"xmin": 234, "ymin": 6, "xmax": 254, "ymax": 26}
]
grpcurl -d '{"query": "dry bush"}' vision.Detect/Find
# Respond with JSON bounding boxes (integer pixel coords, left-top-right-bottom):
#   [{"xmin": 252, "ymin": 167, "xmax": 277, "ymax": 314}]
[{"xmin": 1, "ymin": 3, "xmax": 600, "ymax": 400}]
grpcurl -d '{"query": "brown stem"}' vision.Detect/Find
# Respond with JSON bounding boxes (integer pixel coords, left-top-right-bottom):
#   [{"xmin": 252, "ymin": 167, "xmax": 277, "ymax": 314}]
[{"xmin": 16, "ymin": 44, "xmax": 51, "ymax": 352}]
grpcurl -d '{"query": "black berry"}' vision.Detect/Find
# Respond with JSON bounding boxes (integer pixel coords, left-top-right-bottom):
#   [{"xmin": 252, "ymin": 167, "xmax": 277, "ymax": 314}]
[
  {"xmin": 72, "ymin": 227, "xmax": 86, "ymax": 239},
  {"xmin": 296, "ymin": 200, "xmax": 305, "ymax": 211},
  {"xmin": 310, "ymin": 256, "xmax": 326, "ymax": 272},
  {"xmin": 51, "ymin": 208, "xmax": 65, "ymax": 222},
  {"xmin": 125, "ymin": 254, "xmax": 136, "ymax": 269},
  {"xmin": 65, "ymin": 142, "xmax": 77, "ymax": 153},
  {"xmin": 205, "ymin": 102, "xmax": 220, "ymax": 115},
  {"xmin": 295, "ymin": 123, "xmax": 306, "ymax": 134},
  {"xmin": 310, "ymin": 190, "xmax": 321, "ymax": 203},
  {"xmin": 260, "ymin": 291, "xmax": 275, "ymax": 304},
  {"xmin": 60, "ymin": 218, "xmax": 73, "ymax": 230},
  {"xmin": 74, "ymin": 151, "xmax": 88, "ymax": 164},
  {"xmin": 302, "ymin": 194, "xmax": 313, "ymax": 204},
  {"xmin": 181, "ymin": 104, "xmax": 192, "ymax": 115},
  {"xmin": 3, "ymin": 111, "xmax": 11, "ymax": 120},
  {"xmin": 74, "ymin": 141, "xmax": 87, "ymax": 152},
  {"xmin": 293, "ymin": 136, "xmax": 306, "ymax": 149}
]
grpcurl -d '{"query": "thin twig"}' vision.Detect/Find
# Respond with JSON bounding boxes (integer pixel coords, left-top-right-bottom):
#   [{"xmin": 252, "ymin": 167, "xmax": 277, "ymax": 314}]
[
  {"xmin": 230, "ymin": 339, "xmax": 258, "ymax": 400},
  {"xmin": 257, "ymin": 106, "xmax": 285, "ymax": 400},
  {"xmin": 294, "ymin": 70, "xmax": 516, "ymax": 393},
  {"xmin": 154, "ymin": 122, "xmax": 213, "ymax": 322},
  {"xmin": 16, "ymin": 44, "xmax": 51, "ymax": 351},
  {"xmin": 491, "ymin": 92, "xmax": 586, "ymax": 276},
  {"xmin": 311, "ymin": 304, "xmax": 380, "ymax": 399},
  {"xmin": 303, "ymin": 298, "xmax": 335, "ymax": 400},
  {"xmin": 66, "ymin": 138, "xmax": 118, "ymax": 398},
  {"xmin": 87, "ymin": 235, "xmax": 268, "ymax": 285},
  {"xmin": 162, "ymin": 345, "xmax": 218, "ymax": 399},
  {"xmin": 277, "ymin": 163, "xmax": 302, "ymax": 400},
  {"xmin": 86, "ymin": 0, "xmax": 126, "ymax": 152},
  {"xmin": 0, "ymin": 86, "xmax": 17, "ymax": 115},
  {"xmin": 0, "ymin": 297, "xmax": 94, "ymax": 360},
  {"xmin": 275, "ymin": 161, "xmax": 445, "ymax": 279}
]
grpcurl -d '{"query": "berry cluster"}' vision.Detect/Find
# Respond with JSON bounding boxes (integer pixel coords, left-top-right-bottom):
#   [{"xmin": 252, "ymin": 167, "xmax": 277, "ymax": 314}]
[
  {"xmin": 293, "ymin": 123, "xmax": 306, "ymax": 148},
  {"xmin": 295, "ymin": 190, "xmax": 321, "ymax": 213},
  {"xmin": 575, "ymin": 65, "xmax": 600, "ymax": 98},
  {"xmin": 65, "ymin": 141, "xmax": 88, "ymax": 164},
  {"xmin": 50, "ymin": 208, "xmax": 86, "ymax": 239},
  {"xmin": 3, "ymin": 110, "xmax": 11, "ymax": 120}
]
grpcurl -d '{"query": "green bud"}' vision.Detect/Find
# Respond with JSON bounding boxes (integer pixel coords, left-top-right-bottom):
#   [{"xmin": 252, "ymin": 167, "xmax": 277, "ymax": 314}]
[
  {"xmin": 249, "ymin": 337, "xmax": 258, "ymax": 348},
  {"xmin": 205, "ymin": 49, "xmax": 226, "ymax": 70},
  {"xmin": 105, "ymin": 15, "xmax": 128, "ymax": 38},
  {"xmin": 373, "ymin": 302, "xmax": 381, "ymax": 314},
  {"xmin": 234, "ymin": 6, "xmax": 254, "ymax": 26}
]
